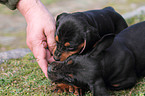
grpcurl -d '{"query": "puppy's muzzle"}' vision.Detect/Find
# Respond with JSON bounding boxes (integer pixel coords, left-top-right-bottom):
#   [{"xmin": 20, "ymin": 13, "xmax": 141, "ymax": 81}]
[{"xmin": 53, "ymin": 55, "xmax": 60, "ymax": 61}]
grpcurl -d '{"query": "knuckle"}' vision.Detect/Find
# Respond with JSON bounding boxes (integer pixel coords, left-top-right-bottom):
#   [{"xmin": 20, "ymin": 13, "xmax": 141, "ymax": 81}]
[{"xmin": 46, "ymin": 26, "xmax": 56, "ymax": 35}]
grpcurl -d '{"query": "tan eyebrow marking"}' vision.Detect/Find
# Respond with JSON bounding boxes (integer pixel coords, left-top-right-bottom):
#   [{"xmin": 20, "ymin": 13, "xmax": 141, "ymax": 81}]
[
  {"xmin": 64, "ymin": 42, "xmax": 70, "ymax": 47},
  {"xmin": 68, "ymin": 74, "xmax": 73, "ymax": 78},
  {"xmin": 60, "ymin": 43, "xmax": 84, "ymax": 61},
  {"xmin": 67, "ymin": 60, "xmax": 73, "ymax": 65}
]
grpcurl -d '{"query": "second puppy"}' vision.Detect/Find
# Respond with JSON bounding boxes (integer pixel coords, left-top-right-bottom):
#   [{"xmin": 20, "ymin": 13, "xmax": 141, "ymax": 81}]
[{"xmin": 53, "ymin": 6, "xmax": 128, "ymax": 61}]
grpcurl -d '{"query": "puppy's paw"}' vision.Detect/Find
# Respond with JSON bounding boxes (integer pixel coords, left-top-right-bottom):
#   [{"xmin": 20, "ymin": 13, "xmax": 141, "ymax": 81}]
[{"xmin": 51, "ymin": 83, "xmax": 82, "ymax": 95}]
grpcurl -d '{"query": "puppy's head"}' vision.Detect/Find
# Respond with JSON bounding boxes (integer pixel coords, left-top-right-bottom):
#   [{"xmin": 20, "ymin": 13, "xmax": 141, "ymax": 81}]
[
  {"xmin": 53, "ymin": 13, "xmax": 100, "ymax": 61},
  {"xmin": 48, "ymin": 55, "xmax": 90, "ymax": 90},
  {"xmin": 48, "ymin": 52, "xmax": 106, "ymax": 92}
]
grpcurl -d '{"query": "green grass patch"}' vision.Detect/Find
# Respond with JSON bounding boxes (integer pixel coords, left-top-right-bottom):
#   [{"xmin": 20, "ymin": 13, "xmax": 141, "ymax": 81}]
[
  {"xmin": 41, "ymin": 0, "xmax": 60, "ymax": 5},
  {"xmin": 0, "ymin": 53, "xmax": 145, "ymax": 96},
  {"xmin": 0, "ymin": 53, "xmax": 63, "ymax": 95},
  {"xmin": 106, "ymin": 0, "xmax": 145, "ymax": 14},
  {"xmin": 126, "ymin": 14, "xmax": 145, "ymax": 26}
]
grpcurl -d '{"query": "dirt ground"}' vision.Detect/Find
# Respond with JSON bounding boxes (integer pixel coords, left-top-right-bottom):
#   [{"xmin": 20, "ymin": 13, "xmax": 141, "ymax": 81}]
[{"xmin": 0, "ymin": 0, "xmax": 145, "ymax": 52}]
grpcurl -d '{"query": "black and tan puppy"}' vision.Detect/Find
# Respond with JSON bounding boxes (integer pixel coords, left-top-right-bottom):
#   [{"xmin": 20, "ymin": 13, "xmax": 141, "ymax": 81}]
[
  {"xmin": 53, "ymin": 6, "xmax": 128, "ymax": 61},
  {"xmin": 48, "ymin": 21, "xmax": 145, "ymax": 96}
]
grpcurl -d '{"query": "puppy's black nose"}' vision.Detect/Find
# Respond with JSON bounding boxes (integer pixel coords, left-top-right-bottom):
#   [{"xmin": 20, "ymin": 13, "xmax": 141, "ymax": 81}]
[{"xmin": 48, "ymin": 65, "xmax": 53, "ymax": 73}]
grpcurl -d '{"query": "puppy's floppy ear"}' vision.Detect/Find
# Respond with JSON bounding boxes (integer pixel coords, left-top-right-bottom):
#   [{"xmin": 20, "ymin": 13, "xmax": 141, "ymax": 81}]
[
  {"xmin": 56, "ymin": 13, "xmax": 68, "ymax": 29},
  {"xmin": 80, "ymin": 26, "xmax": 100, "ymax": 54},
  {"xmin": 56, "ymin": 13, "xmax": 68, "ymax": 21},
  {"xmin": 89, "ymin": 33, "xmax": 115, "ymax": 56}
]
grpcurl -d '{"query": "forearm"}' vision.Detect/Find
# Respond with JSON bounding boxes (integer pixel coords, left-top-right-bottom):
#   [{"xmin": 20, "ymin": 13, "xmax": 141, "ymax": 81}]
[{"xmin": 0, "ymin": 0, "xmax": 19, "ymax": 10}]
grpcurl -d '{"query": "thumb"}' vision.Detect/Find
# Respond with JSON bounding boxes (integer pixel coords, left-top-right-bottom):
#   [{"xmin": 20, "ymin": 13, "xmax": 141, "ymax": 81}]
[{"xmin": 32, "ymin": 43, "xmax": 48, "ymax": 78}]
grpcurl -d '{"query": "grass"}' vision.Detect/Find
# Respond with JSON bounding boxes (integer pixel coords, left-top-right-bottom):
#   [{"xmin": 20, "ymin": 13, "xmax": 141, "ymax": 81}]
[
  {"xmin": 0, "ymin": 53, "xmax": 145, "ymax": 96},
  {"xmin": 41, "ymin": 0, "xmax": 60, "ymax": 5},
  {"xmin": 0, "ymin": 53, "xmax": 82, "ymax": 96},
  {"xmin": 106, "ymin": 0, "xmax": 145, "ymax": 14},
  {"xmin": 0, "ymin": 53, "xmax": 60, "ymax": 96},
  {"xmin": 126, "ymin": 13, "xmax": 145, "ymax": 26}
]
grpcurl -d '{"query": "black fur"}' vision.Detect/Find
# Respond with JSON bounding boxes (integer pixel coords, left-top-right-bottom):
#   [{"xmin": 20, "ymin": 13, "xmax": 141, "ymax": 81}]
[
  {"xmin": 48, "ymin": 21, "xmax": 145, "ymax": 96},
  {"xmin": 53, "ymin": 7, "xmax": 128, "ymax": 61}
]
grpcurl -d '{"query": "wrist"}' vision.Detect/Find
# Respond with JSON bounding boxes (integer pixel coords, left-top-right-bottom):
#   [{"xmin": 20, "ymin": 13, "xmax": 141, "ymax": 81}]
[
  {"xmin": 17, "ymin": 0, "xmax": 44, "ymax": 22},
  {"xmin": 17, "ymin": 0, "xmax": 39, "ymax": 14}
]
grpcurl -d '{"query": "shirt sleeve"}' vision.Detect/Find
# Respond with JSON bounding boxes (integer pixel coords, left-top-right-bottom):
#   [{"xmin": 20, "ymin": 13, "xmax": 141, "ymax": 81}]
[{"xmin": 0, "ymin": 0, "xmax": 20, "ymax": 10}]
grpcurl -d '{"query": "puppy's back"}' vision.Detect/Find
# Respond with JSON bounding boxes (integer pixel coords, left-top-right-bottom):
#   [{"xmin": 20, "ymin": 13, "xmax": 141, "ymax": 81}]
[{"xmin": 115, "ymin": 21, "xmax": 145, "ymax": 76}]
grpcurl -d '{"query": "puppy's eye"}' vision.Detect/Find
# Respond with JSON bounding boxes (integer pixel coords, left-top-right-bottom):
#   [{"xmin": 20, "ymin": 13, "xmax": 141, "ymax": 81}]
[
  {"xmin": 68, "ymin": 47, "xmax": 75, "ymax": 51},
  {"xmin": 67, "ymin": 60, "xmax": 73, "ymax": 65}
]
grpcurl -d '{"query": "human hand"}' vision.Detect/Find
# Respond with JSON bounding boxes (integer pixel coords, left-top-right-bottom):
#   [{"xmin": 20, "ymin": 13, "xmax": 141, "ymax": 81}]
[{"xmin": 17, "ymin": 0, "xmax": 56, "ymax": 78}]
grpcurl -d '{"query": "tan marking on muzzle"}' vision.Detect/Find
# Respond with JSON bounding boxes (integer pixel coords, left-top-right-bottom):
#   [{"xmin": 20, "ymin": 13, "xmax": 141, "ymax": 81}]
[
  {"xmin": 60, "ymin": 43, "xmax": 85, "ymax": 61},
  {"xmin": 67, "ymin": 60, "xmax": 73, "ymax": 65}
]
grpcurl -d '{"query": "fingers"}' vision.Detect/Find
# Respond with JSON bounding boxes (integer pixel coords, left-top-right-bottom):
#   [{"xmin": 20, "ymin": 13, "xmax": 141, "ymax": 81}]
[
  {"xmin": 24, "ymin": 5, "xmax": 56, "ymax": 78},
  {"xmin": 32, "ymin": 42, "xmax": 48, "ymax": 78},
  {"xmin": 37, "ymin": 57, "xmax": 48, "ymax": 78},
  {"xmin": 46, "ymin": 49, "xmax": 54, "ymax": 63},
  {"xmin": 26, "ymin": 27, "xmax": 55, "ymax": 78},
  {"xmin": 44, "ymin": 25, "xmax": 56, "ymax": 53}
]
